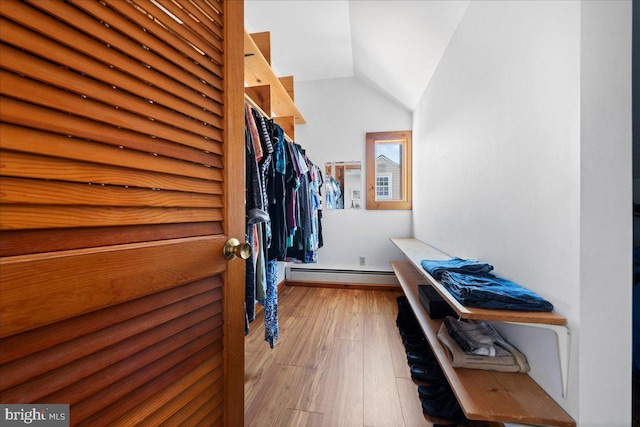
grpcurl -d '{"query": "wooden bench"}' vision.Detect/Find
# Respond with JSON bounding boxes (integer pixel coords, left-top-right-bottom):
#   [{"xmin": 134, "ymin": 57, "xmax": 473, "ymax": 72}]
[{"xmin": 390, "ymin": 238, "xmax": 575, "ymax": 427}]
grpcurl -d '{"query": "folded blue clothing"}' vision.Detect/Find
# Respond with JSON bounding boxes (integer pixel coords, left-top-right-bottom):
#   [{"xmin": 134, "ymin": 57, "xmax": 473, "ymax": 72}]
[
  {"xmin": 441, "ymin": 271, "xmax": 554, "ymax": 312},
  {"xmin": 421, "ymin": 257, "xmax": 494, "ymax": 279}
]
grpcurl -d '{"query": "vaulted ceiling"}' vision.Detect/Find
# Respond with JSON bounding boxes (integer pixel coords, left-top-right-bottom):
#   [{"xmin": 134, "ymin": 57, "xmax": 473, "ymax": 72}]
[{"xmin": 244, "ymin": 0, "xmax": 469, "ymax": 111}]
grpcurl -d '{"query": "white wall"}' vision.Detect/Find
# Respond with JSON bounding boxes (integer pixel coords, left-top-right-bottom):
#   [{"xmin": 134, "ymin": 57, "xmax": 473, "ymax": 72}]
[
  {"xmin": 294, "ymin": 77, "xmax": 413, "ymax": 270},
  {"xmin": 579, "ymin": 1, "xmax": 632, "ymax": 425},
  {"xmin": 412, "ymin": 1, "xmax": 631, "ymax": 425}
]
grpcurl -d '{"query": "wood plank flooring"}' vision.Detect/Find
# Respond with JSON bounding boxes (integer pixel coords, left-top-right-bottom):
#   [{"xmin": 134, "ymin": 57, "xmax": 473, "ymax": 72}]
[{"xmin": 244, "ymin": 285, "xmax": 434, "ymax": 427}]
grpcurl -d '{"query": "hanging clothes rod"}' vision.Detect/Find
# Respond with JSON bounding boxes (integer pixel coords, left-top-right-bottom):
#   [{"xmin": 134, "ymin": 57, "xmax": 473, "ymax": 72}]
[{"xmin": 244, "ymin": 93, "xmax": 294, "ymax": 143}]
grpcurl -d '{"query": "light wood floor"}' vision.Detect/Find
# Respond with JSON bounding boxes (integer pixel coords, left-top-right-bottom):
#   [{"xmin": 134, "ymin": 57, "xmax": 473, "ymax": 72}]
[{"xmin": 244, "ymin": 285, "xmax": 434, "ymax": 427}]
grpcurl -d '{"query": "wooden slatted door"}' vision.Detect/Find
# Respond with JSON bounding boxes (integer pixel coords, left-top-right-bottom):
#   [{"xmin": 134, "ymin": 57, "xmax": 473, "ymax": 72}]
[{"xmin": 0, "ymin": 0, "xmax": 245, "ymax": 425}]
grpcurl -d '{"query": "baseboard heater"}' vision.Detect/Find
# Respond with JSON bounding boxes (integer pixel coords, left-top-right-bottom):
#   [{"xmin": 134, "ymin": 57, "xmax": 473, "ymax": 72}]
[{"xmin": 285, "ymin": 266, "xmax": 400, "ymax": 286}]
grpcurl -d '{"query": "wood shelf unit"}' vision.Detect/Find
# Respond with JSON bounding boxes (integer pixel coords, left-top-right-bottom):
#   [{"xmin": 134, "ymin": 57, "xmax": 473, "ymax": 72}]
[
  {"xmin": 390, "ymin": 238, "xmax": 575, "ymax": 427},
  {"xmin": 244, "ymin": 29, "xmax": 305, "ymax": 141},
  {"xmin": 391, "ymin": 238, "xmax": 567, "ymax": 326}
]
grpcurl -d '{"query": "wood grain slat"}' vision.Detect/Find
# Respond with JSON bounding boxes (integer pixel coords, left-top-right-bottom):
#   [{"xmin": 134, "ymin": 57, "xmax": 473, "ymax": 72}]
[
  {"xmin": 0, "ymin": 290, "xmax": 221, "ymax": 390},
  {"xmin": 0, "ymin": 70, "xmax": 223, "ymax": 153},
  {"xmin": 97, "ymin": 0, "xmax": 223, "ymax": 83},
  {"xmin": 0, "ymin": 150, "xmax": 221, "ymax": 195},
  {"xmin": 0, "ymin": 177, "xmax": 222, "ymax": 208},
  {"xmin": 0, "ymin": 222, "xmax": 223, "ymax": 257},
  {"xmin": 0, "ymin": 7, "xmax": 223, "ymax": 115},
  {"xmin": 195, "ymin": 0, "xmax": 225, "ymax": 34},
  {"xmin": 177, "ymin": 0, "xmax": 223, "ymax": 41},
  {"xmin": 180, "ymin": 394, "xmax": 224, "ymax": 427},
  {"xmin": 0, "ymin": 275, "xmax": 221, "ymax": 364},
  {"xmin": 0, "ymin": 307, "xmax": 221, "ymax": 403},
  {"xmin": 138, "ymin": 0, "xmax": 223, "ymax": 65},
  {"xmin": 0, "ymin": 44, "xmax": 223, "ymax": 136},
  {"xmin": 74, "ymin": 343, "xmax": 221, "ymax": 426},
  {"xmin": 0, "ymin": 205, "xmax": 222, "ymax": 230},
  {"xmin": 76, "ymin": 0, "xmax": 223, "ymax": 100},
  {"xmin": 0, "ymin": 123, "xmax": 221, "ymax": 181},
  {"xmin": 159, "ymin": 375, "xmax": 223, "ymax": 426},
  {"xmin": 25, "ymin": 0, "xmax": 223, "ymax": 95},
  {"xmin": 0, "ymin": 236, "xmax": 227, "ymax": 337},
  {"xmin": 0, "ymin": 98, "xmax": 221, "ymax": 168},
  {"xmin": 41, "ymin": 315, "xmax": 223, "ymax": 405},
  {"xmin": 109, "ymin": 360, "xmax": 222, "ymax": 426},
  {"xmin": 0, "ymin": 26, "xmax": 223, "ymax": 133}
]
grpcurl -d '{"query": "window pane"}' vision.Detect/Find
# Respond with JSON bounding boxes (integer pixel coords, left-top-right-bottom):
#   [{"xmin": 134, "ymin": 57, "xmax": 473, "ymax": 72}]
[
  {"xmin": 375, "ymin": 143, "xmax": 402, "ymax": 201},
  {"xmin": 376, "ymin": 175, "xmax": 391, "ymax": 200}
]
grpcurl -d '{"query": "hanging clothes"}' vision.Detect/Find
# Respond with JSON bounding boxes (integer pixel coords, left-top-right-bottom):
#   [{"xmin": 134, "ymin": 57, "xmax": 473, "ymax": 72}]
[
  {"xmin": 244, "ymin": 102, "xmax": 323, "ymax": 347},
  {"xmin": 244, "ymin": 104, "xmax": 263, "ymax": 324},
  {"xmin": 284, "ymin": 145, "xmax": 323, "ymax": 264},
  {"xmin": 324, "ymin": 174, "xmax": 343, "ymax": 210},
  {"xmin": 259, "ymin": 259, "xmax": 279, "ymax": 348},
  {"xmin": 267, "ymin": 125, "xmax": 287, "ymax": 261}
]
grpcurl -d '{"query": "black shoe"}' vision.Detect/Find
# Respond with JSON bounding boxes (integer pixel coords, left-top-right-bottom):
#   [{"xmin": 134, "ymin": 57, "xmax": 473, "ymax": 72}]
[
  {"xmin": 400, "ymin": 328, "xmax": 425, "ymax": 340},
  {"xmin": 396, "ymin": 297, "xmax": 412, "ymax": 317},
  {"xmin": 397, "ymin": 295, "xmax": 411, "ymax": 308},
  {"xmin": 421, "ymin": 393, "xmax": 467, "ymax": 423},
  {"xmin": 407, "ymin": 350, "xmax": 435, "ymax": 366},
  {"xmin": 402, "ymin": 335, "xmax": 426, "ymax": 346},
  {"xmin": 396, "ymin": 297, "xmax": 420, "ymax": 328},
  {"xmin": 397, "ymin": 312, "xmax": 420, "ymax": 330},
  {"xmin": 404, "ymin": 339, "xmax": 430, "ymax": 353},
  {"xmin": 397, "ymin": 310, "xmax": 419, "ymax": 326},
  {"xmin": 410, "ymin": 361, "xmax": 445, "ymax": 383},
  {"xmin": 417, "ymin": 383, "xmax": 452, "ymax": 400}
]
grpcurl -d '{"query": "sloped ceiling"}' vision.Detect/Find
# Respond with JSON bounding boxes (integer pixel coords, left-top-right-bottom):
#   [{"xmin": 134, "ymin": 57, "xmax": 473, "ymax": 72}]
[{"xmin": 244, "ymin": 0, "xmax": 469, "ymax": 111}]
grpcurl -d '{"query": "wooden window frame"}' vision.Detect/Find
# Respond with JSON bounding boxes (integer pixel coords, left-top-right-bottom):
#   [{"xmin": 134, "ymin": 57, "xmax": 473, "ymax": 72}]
[{"xmin": 366, "ymin": 130, "xmax": 412, "ymax": 210}]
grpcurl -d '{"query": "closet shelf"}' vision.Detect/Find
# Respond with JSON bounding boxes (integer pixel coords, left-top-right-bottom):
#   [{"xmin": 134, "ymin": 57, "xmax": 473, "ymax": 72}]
[
  {"xmin": 391, "ymin": 237, "xmax": 572, "ymax": 399},
  {"xmin": 244, "ymin": 29, "xmax": 306, "ymax": 125},
  {"xmin": 391, "ymin": 260, "xmax": 575, "ymax": 427},
  {"xmin": 390, "ymin": 238, "xmax": 567, "ymax": 325},
  {"xmin": 244, "ymin": 93, "xmax": 293, "ymax": 144}
]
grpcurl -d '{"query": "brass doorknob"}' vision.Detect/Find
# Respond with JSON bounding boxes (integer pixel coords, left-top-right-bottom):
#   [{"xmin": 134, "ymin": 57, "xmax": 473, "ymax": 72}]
[{"xmin": 223, "ymin": 238, "xmax": 251, "ymax": 260}]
